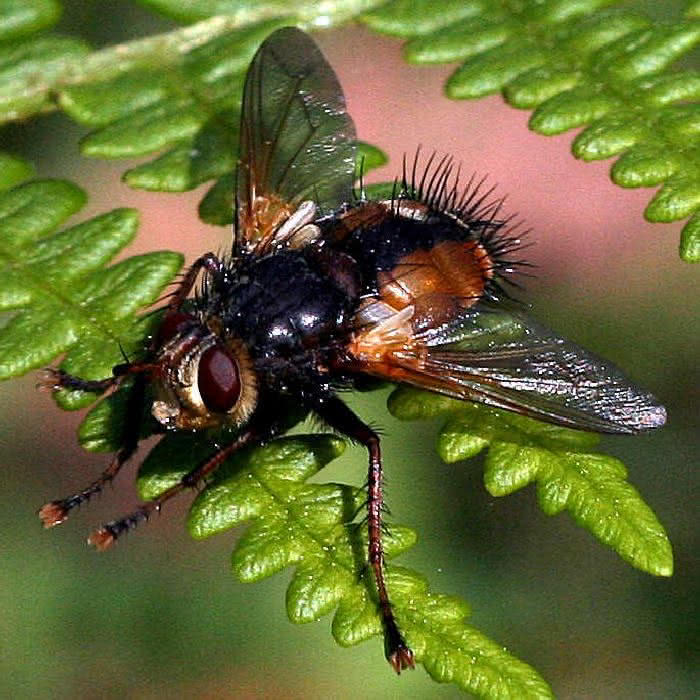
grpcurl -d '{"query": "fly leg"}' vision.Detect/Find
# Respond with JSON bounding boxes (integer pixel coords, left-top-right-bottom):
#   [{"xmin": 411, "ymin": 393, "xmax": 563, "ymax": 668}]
[
  {"xmin": 37, "ymin": 368, "xmax": 119, "ymax": 394},
  {"xmin": 38, "ymin": 251, "xmax": 223, "ymax": 396},
  {"xmin": 312, "ymin": 394, "xmax": 415, "ymax": 673},
  {"xmin": 167, "ymin": 252, "xmax": 223, "ymax": 309},
  {"xmin": 86, "ymin": 421, "xmax": 271, "ymax": 550},
  {"xmin": 39, "ymin": 373, "xmax": 148, "ymax": 527},
  {"xmin": 39, "ymin": 250, "xmax": 223, "ymax": 394}
]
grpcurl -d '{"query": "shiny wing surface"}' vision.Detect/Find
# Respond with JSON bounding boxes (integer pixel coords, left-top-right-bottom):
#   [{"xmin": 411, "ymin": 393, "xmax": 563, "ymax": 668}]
[
  {"xmin": 349, "ymin": 305, "xmax": 666, "ymax": 434},
  {"xmin": 236, "ymin": 27, "xmax": 356, "ymax": 254}
]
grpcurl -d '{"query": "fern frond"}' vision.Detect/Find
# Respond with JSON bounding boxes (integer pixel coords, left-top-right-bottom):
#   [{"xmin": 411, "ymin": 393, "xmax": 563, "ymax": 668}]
[
  {"xmin": 0, "ymin": 1, "xmax": 695, "ymax": 258},
  {"xmin": 0, "ymin": 152, "xmax": 33, "ymax": 190},
  {"xmin": 0, "ymin": 179, "xmax": 183, "ymax": 408},
  {"xmin": 0, "ymin": 0, "xmax": 60, "ymax": 42},
  {"xmin": 0, "ymin": 4, "xmax": 683, "ymax": 695},
  {"xmin": 75, "ymin": 390, "xmax": 553, "ymax": 698},
  {"xmin": 388, "ymin": 387, "xmax": 673, "ymax": 578},
  {"xmin": 387, "ymin": 1, "xmax": 700, "ymax": 261}
]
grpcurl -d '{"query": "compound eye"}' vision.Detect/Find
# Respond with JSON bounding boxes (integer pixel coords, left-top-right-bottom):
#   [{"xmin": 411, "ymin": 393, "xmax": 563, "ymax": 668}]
[
  {"xmin": 198, "ymin": 345, "xmax": 241, "ymax": 413},
  {"xmin": 157, "ymin": 311, "xmax": 195, "ymax": 345}
]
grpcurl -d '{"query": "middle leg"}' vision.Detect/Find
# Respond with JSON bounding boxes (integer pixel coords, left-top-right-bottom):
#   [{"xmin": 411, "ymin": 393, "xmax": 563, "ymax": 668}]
[{"xmin": 87, "ymin": 418, "xmax": 276, "ymax": 550}]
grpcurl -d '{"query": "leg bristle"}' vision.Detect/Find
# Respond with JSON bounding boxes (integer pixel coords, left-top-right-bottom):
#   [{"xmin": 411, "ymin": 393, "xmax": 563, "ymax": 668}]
[{"xmin": 36, "ymin": 368, "xmax": 117, "ymax": 394}]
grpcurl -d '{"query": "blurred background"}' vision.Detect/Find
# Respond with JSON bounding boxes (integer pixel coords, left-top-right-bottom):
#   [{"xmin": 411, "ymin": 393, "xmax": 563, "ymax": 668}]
[{"xmin": 1, "ymin": 3, "xmax": 697, "ymax": 698}]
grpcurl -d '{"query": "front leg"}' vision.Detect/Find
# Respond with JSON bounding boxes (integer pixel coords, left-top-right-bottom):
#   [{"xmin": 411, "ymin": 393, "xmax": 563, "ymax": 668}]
[
  {"xmin": 39, "ymin": 373, "xmax": 148, "ymax": 527},
  {"xmin": 311, "ymin": 393, "xmax": 415, "ymax": 673},
  {"xmin": 38, "ymin": 251, "xmax": 225, "ymax": 396}
]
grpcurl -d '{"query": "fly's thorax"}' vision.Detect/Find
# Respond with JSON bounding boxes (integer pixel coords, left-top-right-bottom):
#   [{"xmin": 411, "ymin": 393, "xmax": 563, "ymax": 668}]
[
  {"xmin": 151, "ymin": 319, "xmax": 257, "ymax": 431},
  {"xmin": 217, "ymin": 249, "xmax": 359, "ymax": 357}
]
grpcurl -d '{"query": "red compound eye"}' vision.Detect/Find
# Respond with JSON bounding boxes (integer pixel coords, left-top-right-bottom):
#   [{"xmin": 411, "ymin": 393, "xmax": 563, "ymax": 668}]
[
  {"xmin": 198, "ymin": 345, "xmax": 241, "ymax": 413},
  {"xmin": 157, "ymin": 311, "xmax": 195, "ymax": 345}
]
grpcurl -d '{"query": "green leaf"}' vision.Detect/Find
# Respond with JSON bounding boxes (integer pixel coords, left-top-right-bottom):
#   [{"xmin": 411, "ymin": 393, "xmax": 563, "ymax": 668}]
[
  {"xmin": 500, "ymin": 67, "xmax": 580, "ymax": 108},
  {"xmin": 680, "ymin": 209, "xmax": 700, "ymax": 261},
  {"xmin": 135, "ymin": 0, "xmax": 382, "ymax": 26},
  {"xmin": 130, "ymin": 432, "xmax": 552, "ymax": 698},
  {"xmin": 611, "ymin": 144, "xmax": 681, "ymax": 187},
  {"xmin": 0, "ymin": 180, "xmax": 183, "ymax": 407},
  {"xmin": 602, "ymin": 23, "xmax": 700, "ymax": 82},
  {"xmin": 198, "ymin": 172, "xmax": 234, "ymax": 226},
  {"xmin": 362, "ymin": 0, "xmax": 487, "ymax": 38},
  {"xmin": 181, "ymin": 19, "xmax": 285, "ymax": 99},
  {"xmin": 644, "ymin": 175, "xmax": 700, "ymax": 223},
  {"xmin": 0, "ymin": 36, "xmax": 90, "ymax": 121},
  {"xmin": 355, "ymin": 141, "xmax": 388, "ymax": 179},
  {"xmin": 59, "ymin": 70, "xmax": 174, "ymax": 127},
  {"xmin": 404, "ymin": 15, "xmax": 515, "ymax": 65},
  {"xmin": 635, "ymin": 71, "xmax": 700, "ymax": 107},
  {"xmin": 123, "ymin": 112, "xmax": 238, "ymax": 191},
  {"xmin": 447, "ymin": 40, "xmax": 547, "ymax": 99},
  {"xmin": 0, "ymin": 152, "xmax": 33, "ymax": 191},
  {"xmin": 80, "ymin": 97, "xmax": 206, "ymax": 158},
  {"xmin": 0, "ymin": 5, "xmax": 694, "ymax": 262},
  {"xmin": 393, "ymin": 3, "xmax": 700, "ymax": 261},
  {"xmin": 572, "ymin": 112, "xmax": 649, "ymax": 161},
  {"xmin": 0, "ymin": 5, "xmax": 688, "ymax": 693},
  {"xmin": 363, "ymin": 181, "xmax": 398, "ymax": 200},
  {"xmin": 389, "ymin": 388, "xmax": 674, "ymax": 578},
  {"xmin": 78, "ymin": 378, "xmax": 158, "ymax": 452},
  {"xmin": 0, "ymin": 0, "xmax": 61, "ymax": 43},
  {"xmin": 529, "ymin": 87, "xmax": 622, "ymax": 135}
]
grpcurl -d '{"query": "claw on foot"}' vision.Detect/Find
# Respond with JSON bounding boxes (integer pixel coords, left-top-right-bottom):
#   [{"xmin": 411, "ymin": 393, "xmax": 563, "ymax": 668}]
[
  {"xmin": 87, "ymin": 528, "xmax": 115, "ymax": 551},
  {"xmin": 388, "ymin": 644, "xmax": 415, "ymax": 674},
  {"xmin": 38, "ymin": 501, "xmax": 69, "ymax": 528}
]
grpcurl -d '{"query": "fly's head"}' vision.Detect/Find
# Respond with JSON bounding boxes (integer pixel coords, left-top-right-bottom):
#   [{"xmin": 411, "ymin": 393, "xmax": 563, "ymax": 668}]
[{"xmin": 150, "ymin": 311, "xmax": 258, "ymax": 431}]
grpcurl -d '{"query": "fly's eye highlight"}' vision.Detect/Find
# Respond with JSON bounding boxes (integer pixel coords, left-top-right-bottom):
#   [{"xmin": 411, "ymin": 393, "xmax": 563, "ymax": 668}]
[{"xmin": 197, "ymin": 345, "xmax": 241, "ymax": 413}]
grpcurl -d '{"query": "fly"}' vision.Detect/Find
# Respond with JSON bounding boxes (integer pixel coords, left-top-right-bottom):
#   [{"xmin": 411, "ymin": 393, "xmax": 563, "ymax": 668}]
[{"xmin": 39, "ymin": 27, "xmax": 666, "ymax": 673}]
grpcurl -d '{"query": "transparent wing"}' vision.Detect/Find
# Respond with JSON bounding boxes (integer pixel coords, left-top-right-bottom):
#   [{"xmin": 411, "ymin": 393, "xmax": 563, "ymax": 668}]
[
  {"xmin": 349, "ymin": 304, "xmax": 666, "ymax": 434},
  {"xmin": 236, "ymin": 27, "xmax": 356, "ymax": 255}
]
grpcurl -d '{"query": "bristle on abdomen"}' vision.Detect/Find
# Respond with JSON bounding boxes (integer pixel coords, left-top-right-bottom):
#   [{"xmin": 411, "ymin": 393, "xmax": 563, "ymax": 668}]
[{"xmin": 385, "ymin": 149, "xmax": 533, "ymax": 304}]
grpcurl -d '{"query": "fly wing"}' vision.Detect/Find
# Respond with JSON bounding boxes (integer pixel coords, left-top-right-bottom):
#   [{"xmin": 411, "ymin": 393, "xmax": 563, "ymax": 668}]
[
  {"xmin": 348, "ymin": 304, "xmax": 666, "ymax": 435},
  {"xmin": 236, "ymin": 27, "xmax": 356, "ymax": 255}
]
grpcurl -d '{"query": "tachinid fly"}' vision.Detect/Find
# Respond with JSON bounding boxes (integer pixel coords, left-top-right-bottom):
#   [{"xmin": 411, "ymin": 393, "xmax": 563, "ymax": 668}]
[{"xmin": 39, "ymin": 27, "xmax": 666, "ymax": 673}]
